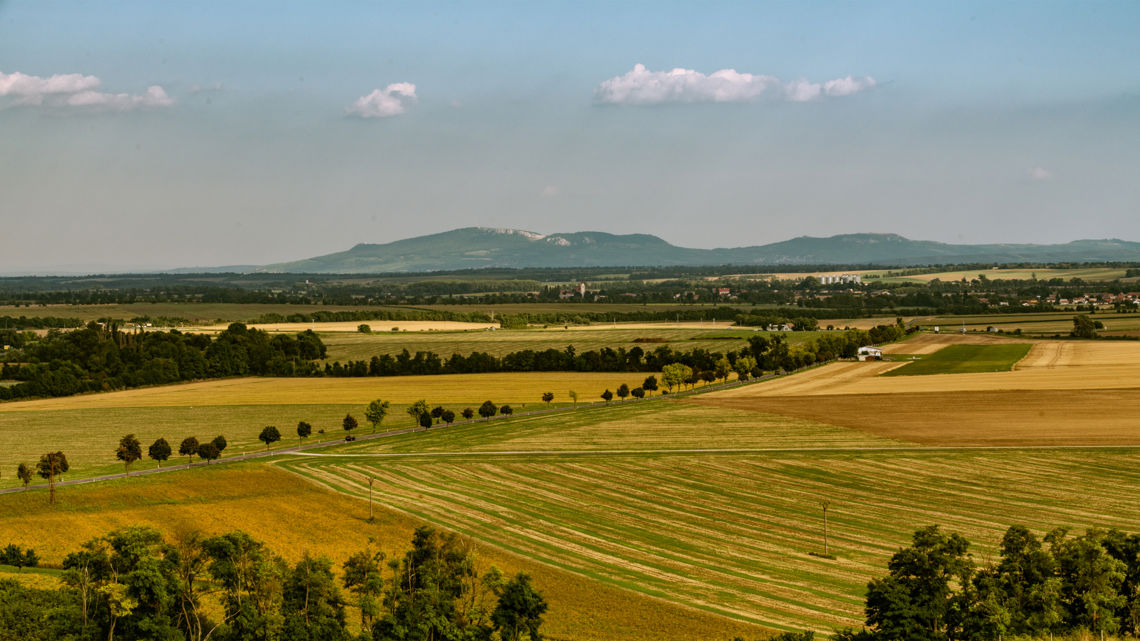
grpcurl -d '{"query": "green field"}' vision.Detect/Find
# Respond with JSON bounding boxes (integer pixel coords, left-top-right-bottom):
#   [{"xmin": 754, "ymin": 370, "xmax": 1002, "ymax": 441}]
[
  {"xmin": 278, "ymin": 398, "xmax": 1140, "ymax": 632},
  {"xmin": 916, "ymin": 311, "xmax": 1140, "ymax": 335},
  {"xmin": 0, "ymin": 302, "xmax": 420, "ymax": 323},
  {"xmin": 321, "ymin": 327, "xmax": 821, "ymax": 360},
  {"xmin": 881, "ymin": 343, "xmax": 1032, "ymax": 376}
]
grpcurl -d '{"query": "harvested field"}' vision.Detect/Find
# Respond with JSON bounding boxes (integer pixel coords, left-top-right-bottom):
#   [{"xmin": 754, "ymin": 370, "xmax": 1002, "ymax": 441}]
[
  {"xmin": 288, "ymin": 449, "xmax": 1140, "ymax": 632},
  {"xmin": 0, "ymin": 464, "xmax": 765, "ymax": 641},
  {"xmin": 188, "ymin": 320, "xmax": 498, "ymax": 333},
  {"xmin": 879, "ymin": 332, "xmax": 1018, "ymax": 355},
  {"xmin": 692, "ymin": 389, "xmax": 1140, "ymax": 446}
]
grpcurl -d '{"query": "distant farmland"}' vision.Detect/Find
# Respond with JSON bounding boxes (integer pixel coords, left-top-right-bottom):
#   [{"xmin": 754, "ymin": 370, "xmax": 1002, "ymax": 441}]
[{"xmin": 881, "ymin": 343, "xmax": 1032, "ymax": 376}]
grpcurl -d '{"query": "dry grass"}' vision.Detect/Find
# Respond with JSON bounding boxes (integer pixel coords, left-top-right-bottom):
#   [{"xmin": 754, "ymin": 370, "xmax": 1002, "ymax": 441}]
[
  {"xmin": 187, "ymin": 320, "xmax": 499, "ymax": 333},
  {"xmin": 0, "ymin": 372, "xmax": 653, "ymax": 412},
  {"xmin": 0, "ymin": 464, "xmax": 767, "ymax": 641}
]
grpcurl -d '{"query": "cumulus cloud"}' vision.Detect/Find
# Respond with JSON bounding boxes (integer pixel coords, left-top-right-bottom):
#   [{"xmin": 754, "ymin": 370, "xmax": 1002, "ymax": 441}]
[
  {"xmin": 594, "ymin": 64, "xmax": 876, "ymax": 106},
  {"xmin": 0, "ymin": 69, "xmax": 174, "ymax": 111},
  {"xmin": 1029, "ymin": 167, "xmax": 1055, "ymax": 181},
  {"xmin": 346, "ymin": 83, "xmax": 418, "ymax": 118}
]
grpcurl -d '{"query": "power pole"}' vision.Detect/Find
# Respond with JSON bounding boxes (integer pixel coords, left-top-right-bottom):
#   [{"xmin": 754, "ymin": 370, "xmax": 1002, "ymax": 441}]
[
  {"xmin": 367, "ymin": 477, "xmax": 375, "ymax": 522},
  {"xmin": 820, "ymin": 499, "xmax": 831, "ymax": 555}
]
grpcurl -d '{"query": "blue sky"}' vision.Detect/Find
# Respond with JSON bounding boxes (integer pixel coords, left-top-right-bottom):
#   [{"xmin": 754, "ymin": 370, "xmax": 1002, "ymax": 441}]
[{"xmin": 2, "ymin": 1, "xmax": 1139, "ymax": 271}]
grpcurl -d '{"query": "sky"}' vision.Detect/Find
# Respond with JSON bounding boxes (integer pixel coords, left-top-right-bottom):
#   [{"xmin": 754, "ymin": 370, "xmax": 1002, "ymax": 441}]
[{"xmin": 2, "ymin": 1, "xmax": 1139, "ymax": 272}]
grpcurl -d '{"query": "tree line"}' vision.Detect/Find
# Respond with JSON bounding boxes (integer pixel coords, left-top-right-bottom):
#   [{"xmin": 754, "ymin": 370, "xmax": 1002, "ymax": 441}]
[
  {"xmin": 0, "ymin": 525, "xmax": 547, "ymax": 641},
  {"xmin": 839, "ymin": 524, "xmax": 1140, "ymax": 640},
  {"xmin": 0, "ymin": 322, "xmax": 326, "ymax": 400}
]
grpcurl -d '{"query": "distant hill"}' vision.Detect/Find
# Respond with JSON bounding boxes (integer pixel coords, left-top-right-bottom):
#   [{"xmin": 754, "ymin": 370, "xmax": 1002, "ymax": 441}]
[{"xmin": 257, "ymin": 227, "xmax": 1140, "ymax": 273}]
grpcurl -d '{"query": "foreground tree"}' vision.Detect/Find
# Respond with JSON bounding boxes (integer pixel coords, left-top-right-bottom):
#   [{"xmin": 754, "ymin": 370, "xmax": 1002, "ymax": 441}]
[
  {"xmin": 258, "ymin": 425, "xmax": 282, "ymax": 449},
  {"xmin": 36, "ymin": 451, "xmax": 69, "ymax": 504},
  {"xmin": 179, "ymin": 437, "xmax": 199, "ymax": 466},
  {"xmin": 115, "ymin": 434, "xmax": 143, "ymax": 474},
  {"xmin": 148, "ymin": 437, "xmax": 171, "ymax": 468},
  {"xmin": 365, "ymin": 399, "xmax": 390, "ymax": 433},
  {"xmin": 282, "ymin": 553, "xmax": 350, "ymax": 641},
  {"xmin": 343, "ymin": 547, "xmax": 385, "ymax": 632},
  {"xmin": 297, "ymin": 421, "xmax": 312, "ymax": 444},
  {"xmin": 16, "ymin": 462, "xmax": 33, "ymax": 489},
  {"xmin": 492, "ymin": 572, "xmax": 548, "ymax": 641}
]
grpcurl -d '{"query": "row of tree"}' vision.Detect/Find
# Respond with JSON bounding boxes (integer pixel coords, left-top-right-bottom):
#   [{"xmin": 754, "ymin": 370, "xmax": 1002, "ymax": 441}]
[
  {"xmin": 0, "ymin": 525, "xmax": 547, "ymax": 641},
  {"xmin": 840, "ymin": 525, "xmax": 1140, "ymax": 640},
  {"xmin": 0, "ymin": 322, "xmax": 326, "ymax": 400}
]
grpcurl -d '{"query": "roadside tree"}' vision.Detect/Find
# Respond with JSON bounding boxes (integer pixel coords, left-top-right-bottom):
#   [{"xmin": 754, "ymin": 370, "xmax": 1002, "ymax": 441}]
[
  {"xmin": 364, "ymin": 399, "xmax": 390, "ymax": 433},
  {"xmin": 148, "ymin": 437, "xmax": 171, "ymax": 468},
  {"xmin": 115, "ymin": 434, "xmax": 142, "ymax": 473},
  {"xmin": 179, "ymin": 437, "xmax": 199, "ymax": 466},
  {"xmin": 258, "ymin": 425, "xmax": 282, "ymax": 449}
]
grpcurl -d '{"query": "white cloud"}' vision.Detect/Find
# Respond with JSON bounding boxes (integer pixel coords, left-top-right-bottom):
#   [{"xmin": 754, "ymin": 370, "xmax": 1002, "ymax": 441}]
[
  {"xmin": 595, "ymin": 64, "xmax": 876, "ymax": 106},
  {"xmin": 0, "ymin": 70, "xmax": 173, "ymax": 111},
  {"xmin": 346, "ymin": 83, "xmax": 418, "ymax": 118},
  {"xmin": 1029, "ymin": 167, "xmax": 1055, "ymax": 181}
]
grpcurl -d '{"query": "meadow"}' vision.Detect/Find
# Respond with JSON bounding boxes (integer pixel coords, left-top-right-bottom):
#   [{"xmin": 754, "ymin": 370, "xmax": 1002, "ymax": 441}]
[
  {"xmin": 0, "ymin": 371, "xmax": 652, "ymax": 487},
  {"xmin": 880, "ymin": 343, "xmax": 1032, "ymax": 376},
  {"xmin": 871, "ymin": 266, "xmax": 1131, "ymax": 284},
  {"xmin": 913, "ymin": 310, "xmax": 1140, "ymax": 335}
]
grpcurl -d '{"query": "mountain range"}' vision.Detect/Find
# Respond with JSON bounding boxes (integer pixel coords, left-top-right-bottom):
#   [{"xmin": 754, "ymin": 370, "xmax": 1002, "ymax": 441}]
[{"xmin": 251, "ymin": 228, "xmax": 1140, "ymax": 273}]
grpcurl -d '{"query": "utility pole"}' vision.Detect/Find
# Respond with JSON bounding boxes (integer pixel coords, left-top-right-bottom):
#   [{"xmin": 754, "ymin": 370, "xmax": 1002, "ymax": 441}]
[
  {"xmin": 820, "ymin": 499, "xmax": 831, "ymax": 555},
  {"xmin": 367, "ymin": 477, "xmax": 375, "ymax": 522}
]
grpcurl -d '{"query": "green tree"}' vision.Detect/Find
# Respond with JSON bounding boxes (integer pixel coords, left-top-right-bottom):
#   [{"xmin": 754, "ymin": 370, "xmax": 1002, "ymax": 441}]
[
  {"xmin": 734, "ymin": 356, "xmax": 758, "ymax": 382},
  {"xmin": 406, "ymin": 399, "xmax": 430, "ymax": 425},
  {"xmin": 492, "ymin": 572, "xmax": 548, "ymax": 641},
  {"xmin": 357, "ymin": 324, "xmax": 371, "ymax": 333},
  {"xmin": 16, "ymin": 462, "xmax": 33, "ymax": 489},
  {"xmin": 179, "ymin": 437, "xmax": 199, "ymax": 466},
  {"xmin": 115, "ymin": 434, "xmax": 143, "ymax": 474},
  {"xmin": 461, "ymin": 407, "xmax": 475, "ymax": 420},
  {"xmin": 148, "ymin": 438, "xmax": 171, "ymax": 468},
  {"xmin": 568, "ymin": 390, "xmax": 578, "ymax": 405},
  {"xmin": 343, "ymin": 547, "xmax": 385, "ymax": 632},
  {"xmin": 202, "ymin": 530, "xmax": 287, "ymax": 641},
  {"xmin": 642, "ymin": 376, "xmax": 658, "ymax": 396},
  {"xmin": 1072, "ymin": 314, "xmax": 1099, "ymax": 339},
  {"xmin": 541, "ymin": 392, "xmax": 554, "ymax": 405},
  {"xmin": 479, "ymin": 400, "xmax": 498, "ymax": 419},
  {"xmin": 630, "ymin": 387, "xmax": 645, "ymax": 399},
  {"xmin": 441, "ymin": 409, "xmax": 456, "ymax": 424},
  {"xmin": 661, "ymin": 363, "xmax": 693, "ymax": 393},
  {"xmin": 600, "ymin": 389, "xmax": 613, "ymax": 403},
  {"xmin": 258, "ymin": 425, "xmax": 282, "ymax": 450},
  {"xmin": 864, "ymin": 525, "xmax": 973, "ymax": 641},
  {"xmin": 342, "ymin": 414, "xmax": 358, "ymax": 432},
  {"xmin": 714, "ymin": 357, "xmax": 733, "ymax": 383},
  {"xmin": 197, "ymin": 442, "xmax": 221, "ymax": 464},
  {"xmin": 211, "ymin": 435, "xmax": 228, "ymax": 456},
  {"xmin": 297, "ymin": 421, "xmax": 312, "ymax": 444},
  {"xmin": 1048, "ymin": 528, "xmax": 1127, "ymax": 633},
  {"xmin": 281, "ymin": 554, "xmax": 350, "ymax": 641},
  {"xmin": 36, "ymin": 451, "xmax": 69, "ymax": 504},
  {"xmin": 430, "ymin": 405, "xmax": 445, "ymax": 423},
  {"xmin": 364, "ymin": 399, "xmax": 390, "ymax": 433},
  {"xmin": 418, "ymin": 412, "xmax": 433, "ymax": 428},
  {"xmin": 616, "ymin": 384, "xmax": 630, "ymax": 401},
  {"xmin": 501, "ymin": 404, "xmax": 514, "ymax": 416}
]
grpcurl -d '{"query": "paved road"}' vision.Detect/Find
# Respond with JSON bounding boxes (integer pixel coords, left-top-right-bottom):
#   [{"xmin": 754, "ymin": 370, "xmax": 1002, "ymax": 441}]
[{"xmin": 0, "ymin": 374, "xmax": 762, "ymax": 495}]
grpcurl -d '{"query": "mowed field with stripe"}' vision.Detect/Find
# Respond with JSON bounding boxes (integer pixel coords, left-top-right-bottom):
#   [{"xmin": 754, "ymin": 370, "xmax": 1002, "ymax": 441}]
[{"xmin": 283, "ymin": 333, "xmax": 1140, "ymax": 633}]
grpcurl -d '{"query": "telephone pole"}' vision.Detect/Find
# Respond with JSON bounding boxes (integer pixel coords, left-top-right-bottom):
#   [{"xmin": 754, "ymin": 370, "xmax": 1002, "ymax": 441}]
[
  {"xmin": 820, "ymin": 499, "xmax": 831, "ymax": 555},
  {"xmin": 367, "ymin": 477, "xmax": 375, "ymax": 522}
]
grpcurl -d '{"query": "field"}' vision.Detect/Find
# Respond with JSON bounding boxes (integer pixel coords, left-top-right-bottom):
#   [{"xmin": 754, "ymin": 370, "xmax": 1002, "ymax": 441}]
[
  {"xmin": 912, "ymin": 311, "xmax": 1140, "ymax": 335},
  {"xmin": 872, "ymin": 266, "xmax": 1131, "ymax": 284},
  {"xmin": 0, "ymin": 372, "xmax": 654, "ymax": 487},
  {"xmin": 320, "ymin": 326, "xmax": 819, "ymax": 361},
  {"xmin": 6, "ymin": 330, "xmax": 1140, "ymax": 637},
  {"xmin": 0, "ymin": 464, "xmax": 766, "ymax": 641},
  {"xmin": 0, "ymin": 302, "xmax": 422, "ymax": 323},
  {"xmin": 881, "ymin": 343, "xmax": 1032, "ymax": 376}
]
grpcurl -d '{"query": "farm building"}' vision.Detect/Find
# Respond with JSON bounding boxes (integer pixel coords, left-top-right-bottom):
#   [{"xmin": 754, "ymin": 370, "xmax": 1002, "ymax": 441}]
[{"xmin": 857, "ymin": 346, "xmax": 883, "ymax": 361}]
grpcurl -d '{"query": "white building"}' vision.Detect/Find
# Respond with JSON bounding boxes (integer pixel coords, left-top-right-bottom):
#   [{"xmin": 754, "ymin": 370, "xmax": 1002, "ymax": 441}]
[
  {"xmin": 857, "ymin": 346, "xmax": 883, "ymax": 361},
  {"xmin": 820, "ymin": 273, "xmax": 862, "ymax": 285}
]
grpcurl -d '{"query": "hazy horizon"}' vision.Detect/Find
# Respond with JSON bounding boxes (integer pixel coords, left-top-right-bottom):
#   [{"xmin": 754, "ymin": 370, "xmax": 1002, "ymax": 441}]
[{"xmin": 3, "ymin": 1, "xmax": 1139, "ymax": 272}]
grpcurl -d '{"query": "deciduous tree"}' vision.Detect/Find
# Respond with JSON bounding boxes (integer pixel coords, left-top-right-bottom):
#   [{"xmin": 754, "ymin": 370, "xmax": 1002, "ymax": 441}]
[
  {"xmin": 16, "ymin": 462, "xmax": 33, "ymax": 489},
  {"xmin": 148, "ymin": 438, "xmax": 171, "ymax": 468},
  {"xmin": 115, "ymin": 434, "xmax": 143, "ymax": 473},
  {"xmin": 364, "ymin": 399, "xmax": 390, "ymax": 433},
  {"xmin": 179, "ymin": 437, "xmax": 199, "ymax": 466},
  {"xmin": 258, "ymin": 425, "xmax": 281, "ymax": 449},
  {"xmin": 297, "ymin": 421, "xmax": 312, "ymax": 444},
  {"xmin": 479, "ymin": 400, "xmax": 498, "ymax": 419},
  {"xmin": 197, "ymin": 443, "xmax": 220, "ymax": 464}
]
